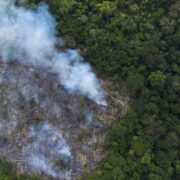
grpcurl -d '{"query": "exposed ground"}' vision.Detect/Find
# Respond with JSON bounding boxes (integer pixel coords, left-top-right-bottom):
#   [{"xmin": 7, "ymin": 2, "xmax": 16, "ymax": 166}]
[{"xmin": 0, "ymin": 60, "xmax": 129, "ymax": 179}]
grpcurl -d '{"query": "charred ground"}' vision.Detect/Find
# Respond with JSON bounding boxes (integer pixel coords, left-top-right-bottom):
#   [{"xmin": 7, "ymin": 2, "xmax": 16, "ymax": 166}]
[{"xmin": 0, "ymin": 60, "xmax": 128, "ymax": 179}]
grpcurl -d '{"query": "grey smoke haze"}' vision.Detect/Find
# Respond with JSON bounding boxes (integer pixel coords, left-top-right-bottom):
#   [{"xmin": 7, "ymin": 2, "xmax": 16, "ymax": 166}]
[
  {"xmin": 0, "ymin": 0, "xmax": 107, "ymax": 106},
  {"xmin": 84, "ymin": 109, "xmax": 94, "ymax": 125},
  {"xmin": 27, "ymin": 122, "xmax": 72, "ymax": 178}
]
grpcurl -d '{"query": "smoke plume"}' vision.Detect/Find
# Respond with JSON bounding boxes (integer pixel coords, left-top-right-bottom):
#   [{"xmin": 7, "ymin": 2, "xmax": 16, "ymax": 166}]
[
  {"xmin": 0, "ymin": 0, "xmax": 107, "ymax": 106},
  {"xmin": 27, "ymin": 122, "xmax": 72, "ymax": 179}
]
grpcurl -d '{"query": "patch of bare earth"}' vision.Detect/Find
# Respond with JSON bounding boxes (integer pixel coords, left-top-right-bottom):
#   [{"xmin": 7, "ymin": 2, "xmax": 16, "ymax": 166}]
[{"xmin": 0, "ymin": 61, "xmax": 129, "ymax": 179}]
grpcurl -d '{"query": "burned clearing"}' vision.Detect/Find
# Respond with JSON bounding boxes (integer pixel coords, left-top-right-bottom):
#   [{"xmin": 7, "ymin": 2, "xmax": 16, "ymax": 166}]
[{"xmin": 0, "ymin": 61, "xmax": 128, "ymax": 179}]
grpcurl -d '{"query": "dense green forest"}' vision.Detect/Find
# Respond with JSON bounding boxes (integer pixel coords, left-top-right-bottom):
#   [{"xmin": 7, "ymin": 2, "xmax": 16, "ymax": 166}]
[{"xmin": 1, "ymin": 0, "xmax": 180, "ymax": 179}]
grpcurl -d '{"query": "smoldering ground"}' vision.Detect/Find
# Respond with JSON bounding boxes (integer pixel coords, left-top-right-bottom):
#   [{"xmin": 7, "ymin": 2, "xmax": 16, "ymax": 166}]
[
  {"xmin": 0, "ymin": 61, "xmax": 108, "ymax": 179},
  {"xmin": 0, "ymin": 57, "xmax": 128, "ymax": 180}
]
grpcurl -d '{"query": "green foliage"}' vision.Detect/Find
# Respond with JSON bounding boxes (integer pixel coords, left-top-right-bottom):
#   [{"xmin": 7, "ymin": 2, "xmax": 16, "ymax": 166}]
[
  {"xmin": 127, "ymin": 72, "xmax": 144, "ymax": 90},
  {"xmin": 149, "ymin": 71, "xmax": 166, "ymax": 87},
  {"xmin": 131, "ymin": 136, "xmax": 148, "ymax": 156},
  {"xmin": 0, "ymin": 161, "xmax": 13, "ymax": 179},
  {"xmin": 141, "ymin": 152, "xmax": 152, "ymax": 164},
  {"xmin": 0, "ymin": 159, "xmax": 41, "ymax": 180}
]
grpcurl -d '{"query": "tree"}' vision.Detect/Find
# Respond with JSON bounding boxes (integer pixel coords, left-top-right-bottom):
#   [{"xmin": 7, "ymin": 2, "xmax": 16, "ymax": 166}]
[
  {"xmin": 127, "ymin": 72, "xmax": 144, "ymax": 90},
  {"xmin": 149, "ymin": 71, "xmax": 166, "ymax": 87}
]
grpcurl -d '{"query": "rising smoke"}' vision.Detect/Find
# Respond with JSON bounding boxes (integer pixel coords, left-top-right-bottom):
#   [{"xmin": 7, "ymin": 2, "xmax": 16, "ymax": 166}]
[
  {"xmin": 0, "ymin": 0, "xmax": 107, "ymax": 106},
  {"xmin": 27, "ymin": 122, "xmax": 72, "ymax": 179}
]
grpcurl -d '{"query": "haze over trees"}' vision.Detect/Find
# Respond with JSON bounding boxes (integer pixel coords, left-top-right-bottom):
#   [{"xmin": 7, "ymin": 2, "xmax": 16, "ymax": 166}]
[{"xmin": 1, "ymin": 0, "xmax": 180, "ymax": 179}]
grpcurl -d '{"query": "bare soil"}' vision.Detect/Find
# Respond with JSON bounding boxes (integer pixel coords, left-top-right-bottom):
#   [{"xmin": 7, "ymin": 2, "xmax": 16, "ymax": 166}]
[{"xmin": 0, "ymin": 60, "xmax": 129, "ymax": 179}]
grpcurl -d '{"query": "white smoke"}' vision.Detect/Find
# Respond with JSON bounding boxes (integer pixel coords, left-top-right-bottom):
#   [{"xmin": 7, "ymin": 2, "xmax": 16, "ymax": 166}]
[
  {"xmin": 84, "ymin": 109, "xmax": 94, "ymax": 125},
  {"xmin": 27, "ymin": 122, "xmax": 72, "ymax": 179},
  {"xmin": 30, "ymin": 154, "xmax": 60, "ymax": 178},
  {"xmin": 0, "ymin": 0, "xmax": 107, "ymax": 106}
]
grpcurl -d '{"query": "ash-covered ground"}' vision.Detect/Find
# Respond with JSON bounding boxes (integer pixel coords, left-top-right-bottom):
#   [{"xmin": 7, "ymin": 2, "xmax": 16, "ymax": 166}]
[
  {"xmin": 0, "ymin": 60, "xmax": 113, "ymax": 179},
  {"xmin": 0, "ymin": 1, "xmax": 129, "ymax": 179}
]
